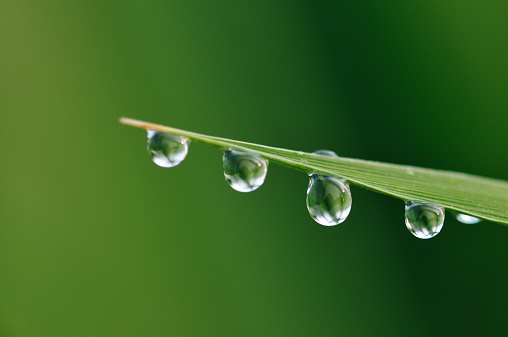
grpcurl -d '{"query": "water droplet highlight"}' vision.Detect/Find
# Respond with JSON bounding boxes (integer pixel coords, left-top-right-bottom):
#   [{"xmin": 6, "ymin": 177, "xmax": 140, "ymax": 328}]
[
  {"xmin": 404, "ymin": 201, "xmax": 444, "ymax": 239},
  {"xmin": 456, "ymin": 213, "xmax": 481, "ymax": 224},
  {"xmin": 306, "ymin": 175, "xmax": 352, "ymax": 226},
  {"xmin": 313, "ymin": 149, "xmax": 338, "ymax": 157},
  {"xmin": 147, "ymin": 130, "xmax": 189, "ymax": 168},
  {"xmin": 223, "ymin": 150, "xmax": 268, "ymax": 192}
]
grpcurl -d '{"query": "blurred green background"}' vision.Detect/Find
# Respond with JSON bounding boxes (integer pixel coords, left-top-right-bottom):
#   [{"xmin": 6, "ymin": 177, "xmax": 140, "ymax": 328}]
[{"xmin": 1, "ymin": 1, "xmax": 508, "ymax": 336}]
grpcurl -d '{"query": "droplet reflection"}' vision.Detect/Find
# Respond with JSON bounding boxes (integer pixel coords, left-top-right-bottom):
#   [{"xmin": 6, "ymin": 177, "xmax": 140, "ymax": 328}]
[
  {"xmin": 223, "ymin": 150, "xmax": 268, "ymax": 192},
  {"xmin": 306, "ymin": 175, "xmax": 352, "ymax": 226},
  {"xmin": 404, "ymin": 201, "xmax": 444, "ymax": 239},
  {"xmin": 147, "ymin": 130, "xmax": 189, "ymax": 168}
]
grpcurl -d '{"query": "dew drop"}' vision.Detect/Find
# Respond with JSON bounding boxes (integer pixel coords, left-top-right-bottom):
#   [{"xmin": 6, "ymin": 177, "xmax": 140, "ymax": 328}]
[
  {"xmin": 456, "ymin": 213, "xmax": 481, "ymax": 224},
  {"xmin": 223, "ymin": 150, "xmax": 268, "ymax": 192},
  {"xmin": 313, "ymin": 149, "xmax": 338, "ymax": 157},
  {"xmin": 147, "ymin": 130, "xmax": 189, "ymax": 168},
  {"xmin": 404, "ymin": 201, "xmax": 444, "ymax": 239},
  {"xmin": 306, "ymin": 175, "xmax": 352, "ymax": 226}
]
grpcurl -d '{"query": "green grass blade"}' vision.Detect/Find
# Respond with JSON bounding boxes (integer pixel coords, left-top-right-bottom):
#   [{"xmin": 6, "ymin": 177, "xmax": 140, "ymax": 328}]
[{"xmin": 119, "ymin": 117, "xmax": 508, "ymax": 225}]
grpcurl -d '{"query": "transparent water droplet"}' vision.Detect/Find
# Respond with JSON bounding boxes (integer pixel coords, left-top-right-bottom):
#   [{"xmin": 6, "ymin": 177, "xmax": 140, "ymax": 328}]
[
  {"xmin": 456, "ymin": 213, "xmax": 481, "ymax": 224},
  {"xmin": 404, "ymin": 201, "xmax": 444, "ymax": 239},
  {"xmin": 223, "ymin": 150, "xmax": 268, "ymax": 192},
  {"xmin": 313, "ymin": 149, "xmax": 338, "ymax": 157},
  {"xmin": 306, "ymin": 175, "xmax": 352, "ymax": 226},
  {"xmin": 147, "ymin": 130, "xmax": 189, "ymax": 168}
]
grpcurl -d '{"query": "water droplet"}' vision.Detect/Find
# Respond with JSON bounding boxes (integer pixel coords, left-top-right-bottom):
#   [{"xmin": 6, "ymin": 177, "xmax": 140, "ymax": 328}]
[
  {"xmin": 313, "ymin": 149, "xmax": 338, "ymax": 157},
  {"xmin": 456, "ymin": 213, "xmax": 481, "ymax": 224},
  {"xmin": 147, "ymin": 130, "xmax": 189, "ymax": 168},
  {"xmin": 404, "ymin": 201, "xmax": 444, "ymax": 239},
  {"xmin": 306, "ymin": 175, "xmax": 352, "ymax": 226},
  {"xmin": 223, "ymin": 150, "xmax": 268, "ymax": 192}
]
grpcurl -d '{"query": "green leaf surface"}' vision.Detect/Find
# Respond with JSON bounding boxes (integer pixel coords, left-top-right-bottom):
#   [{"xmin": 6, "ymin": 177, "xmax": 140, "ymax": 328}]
[{"xmin": 120, "ymin": 117, "xmax": 508, "ymax": 225}]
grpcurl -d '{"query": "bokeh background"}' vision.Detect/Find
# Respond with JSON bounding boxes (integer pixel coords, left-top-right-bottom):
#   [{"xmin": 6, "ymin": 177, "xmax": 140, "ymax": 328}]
[{"xmin": 1, "ymin": 1, "xmax": 508, "ymax": 336}]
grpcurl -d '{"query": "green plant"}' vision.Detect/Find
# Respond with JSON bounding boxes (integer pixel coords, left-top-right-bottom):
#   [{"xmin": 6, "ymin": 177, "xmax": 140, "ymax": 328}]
[{"xmin": 120, "ymin": 117, "xmax": 508, "ymax": 225}]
